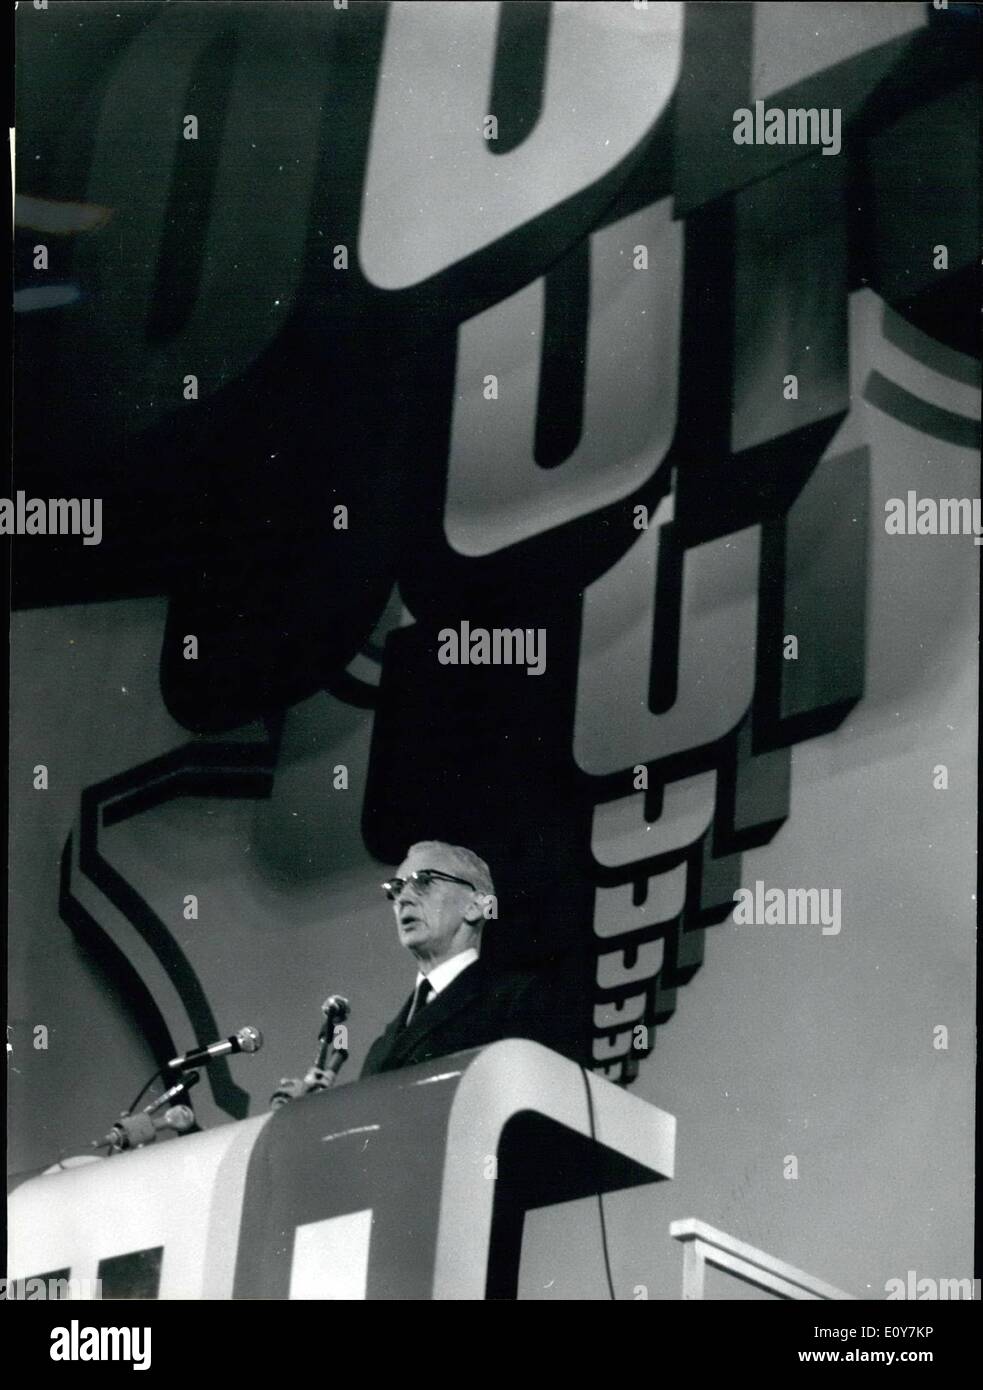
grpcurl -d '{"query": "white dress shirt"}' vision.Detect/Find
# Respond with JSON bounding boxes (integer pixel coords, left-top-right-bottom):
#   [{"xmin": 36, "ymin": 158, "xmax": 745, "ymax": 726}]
[{"xmin": 413, "ymin": 947, "xmax": 479, "ymax": 1006}]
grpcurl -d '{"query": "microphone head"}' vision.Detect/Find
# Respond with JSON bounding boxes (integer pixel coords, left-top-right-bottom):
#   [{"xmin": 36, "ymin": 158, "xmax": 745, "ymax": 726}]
[
  {"xmin": 321, "ymin": 995, "xmax": 350, "ymax": 1022},
  {"xmin": 163, "ymin": 1105, "xmax": 196, "ymax": 1134},
  {"xmin": 236, "ymin": 1025, "xmax": 263, "ymax": 1054}
]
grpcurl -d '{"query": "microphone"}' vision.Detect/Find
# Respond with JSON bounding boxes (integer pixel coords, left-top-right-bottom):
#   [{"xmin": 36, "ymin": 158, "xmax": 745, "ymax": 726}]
[
  {"xmin": 318, "ymin": 995, "xmax": 350, "ymax": 1038},
  {"xmin": 146, "ymin": 1074, "xmax": 200, "ymax": 1114},
  {"xmin": 269, "ymin": 994, "xmax": 350, "ymax": 1108},
  {"xmin": 102, "ymin": 1104, "xmax": 197, "ymax": 1153},
  {"xmin": 166, "ymin": 1025, "xmax": 263, "ymax": 1073},
  {"xmin": 161, "ymin": 1104, "xmax": 196, "ymax": 1133},
  {"xmin": 100, "ymin": 1072, "xmax": 201, "ymax": 1153},
  {"xmin": 309, "ymin": 996, "xmax": 350, "ymax": 1091}
]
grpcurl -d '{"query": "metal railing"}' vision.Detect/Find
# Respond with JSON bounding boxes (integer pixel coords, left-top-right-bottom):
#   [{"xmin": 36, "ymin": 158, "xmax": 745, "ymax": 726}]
[{"xmin": 670, "ymin": 1218, "xmax": 856, "ymax": 1300}]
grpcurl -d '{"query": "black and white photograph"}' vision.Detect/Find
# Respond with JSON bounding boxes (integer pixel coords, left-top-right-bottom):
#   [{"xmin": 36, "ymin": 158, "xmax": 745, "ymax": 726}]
[{"xmin": 4, "ymin": 0, "xmax": 980, "ymax": 1346}]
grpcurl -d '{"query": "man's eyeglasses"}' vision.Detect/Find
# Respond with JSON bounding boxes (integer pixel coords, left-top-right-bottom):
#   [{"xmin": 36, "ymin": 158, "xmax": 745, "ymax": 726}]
[{"xmin": 381, "ymin": 869, "xmax": 476, "ymax": 901}]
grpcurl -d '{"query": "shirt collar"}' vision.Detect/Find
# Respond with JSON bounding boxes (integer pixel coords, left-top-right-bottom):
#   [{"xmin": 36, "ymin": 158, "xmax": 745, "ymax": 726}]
[{"xmin": 416, "ymin": 947, "xmax": 479, "ymax": 998}]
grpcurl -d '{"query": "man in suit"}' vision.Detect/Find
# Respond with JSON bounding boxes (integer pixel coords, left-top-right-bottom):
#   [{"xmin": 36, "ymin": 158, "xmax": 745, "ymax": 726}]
[{"xmin": 361, "ymin": 840, "xmax": 573, "ymax": 1077}]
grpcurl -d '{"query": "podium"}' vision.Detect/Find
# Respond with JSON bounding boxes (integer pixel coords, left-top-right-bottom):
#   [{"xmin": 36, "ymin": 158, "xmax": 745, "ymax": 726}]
[{"xmin": 7, "ymin": 1041, "xmax": 675, "ymax": 1300}]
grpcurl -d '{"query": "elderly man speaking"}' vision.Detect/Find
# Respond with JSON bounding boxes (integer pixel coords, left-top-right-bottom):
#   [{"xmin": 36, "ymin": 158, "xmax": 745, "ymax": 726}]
[{"xmin": 361, "ymin": 840, "xmax": 570, "ymax": 1077}]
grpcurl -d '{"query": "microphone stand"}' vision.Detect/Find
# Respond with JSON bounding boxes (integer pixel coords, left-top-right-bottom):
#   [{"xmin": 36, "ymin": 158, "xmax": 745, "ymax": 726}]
[
  {"xmin": 270, "ymin": 997, "xmax": 350, "ymax": 1108},
  {"xmin": 98, "ymin": 1071, "xmax": 201, "ymax": 1154}
]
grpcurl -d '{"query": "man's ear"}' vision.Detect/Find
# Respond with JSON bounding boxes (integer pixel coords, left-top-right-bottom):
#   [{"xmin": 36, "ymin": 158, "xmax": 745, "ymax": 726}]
[
  {"xmin": 465, "ymin": 893, "xmax": 497, "ymax": 923},
  {"xmin": 463, "ymin": 896, "xmax": 483, "ymax": 924}
]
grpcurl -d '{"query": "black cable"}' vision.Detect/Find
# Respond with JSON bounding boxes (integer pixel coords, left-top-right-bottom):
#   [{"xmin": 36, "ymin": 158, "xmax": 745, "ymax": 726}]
[
  {"xmin": 124, "ymin": 1066, "xmax": 164, "ymax": 1117},
  {"xmin": 580, "ymin": 1063, "xmax": 619, "ymax": 1301}
]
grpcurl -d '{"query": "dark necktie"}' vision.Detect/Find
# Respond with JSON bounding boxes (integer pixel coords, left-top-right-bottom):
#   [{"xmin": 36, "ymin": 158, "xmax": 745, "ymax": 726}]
[{"xmin": 405, "ymin": 977, "xmax": 433, "ymax": 1027}]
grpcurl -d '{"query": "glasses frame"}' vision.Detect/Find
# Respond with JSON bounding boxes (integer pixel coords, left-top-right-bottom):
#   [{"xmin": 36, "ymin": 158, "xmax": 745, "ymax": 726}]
[{"xmin": 381, "ymin": 868, "xmax": 477, "ymax": 901}]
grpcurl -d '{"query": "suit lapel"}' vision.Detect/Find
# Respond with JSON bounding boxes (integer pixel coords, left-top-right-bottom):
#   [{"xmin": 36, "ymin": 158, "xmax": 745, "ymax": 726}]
[
  {"xmin": 368, "ymin": 991, "xmax": 414, "ymax": 1072},
  {"xmin": 383, "ymin": 960, "xmax": 485, "ymax": 1070}
]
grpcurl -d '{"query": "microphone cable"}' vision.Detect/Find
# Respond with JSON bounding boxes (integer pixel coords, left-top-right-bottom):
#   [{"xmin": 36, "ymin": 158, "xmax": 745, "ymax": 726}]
[
  {"xmin": 124, "ymin": 1066, "xmax": 165, "ymax": 1117},
  {"xmin": 579, "ymin": 1062, "xmax": 619, "ymax": 1301}
]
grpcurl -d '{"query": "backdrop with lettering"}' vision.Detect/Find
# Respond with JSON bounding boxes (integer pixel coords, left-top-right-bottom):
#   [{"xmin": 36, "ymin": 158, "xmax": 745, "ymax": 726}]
[{"xmin": 9, "ymin": 1, "xmax": 978, "ymax": 1299}]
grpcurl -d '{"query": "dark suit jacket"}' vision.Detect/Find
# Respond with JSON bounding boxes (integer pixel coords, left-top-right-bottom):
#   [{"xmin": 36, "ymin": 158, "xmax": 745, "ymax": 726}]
[{"xmin": 360, "ymin": 957, "xmax": 574, "ymax": 1078}]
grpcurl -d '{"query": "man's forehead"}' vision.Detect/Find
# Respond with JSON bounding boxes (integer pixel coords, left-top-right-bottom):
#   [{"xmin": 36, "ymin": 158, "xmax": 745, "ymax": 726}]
[{"xmin": 397, "ymin": 846, "xmax": 456, "ymax": 877}]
